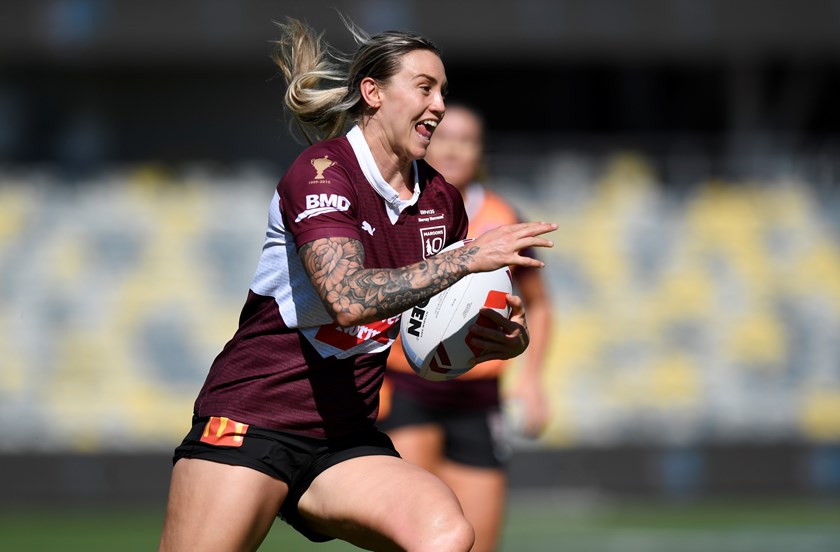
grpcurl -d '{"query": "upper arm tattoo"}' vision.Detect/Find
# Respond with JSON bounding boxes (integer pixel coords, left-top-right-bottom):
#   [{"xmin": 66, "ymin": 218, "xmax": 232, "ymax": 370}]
[{"xmin": 299, "ymin": 237, "xmax": 478, "ymax": 324}]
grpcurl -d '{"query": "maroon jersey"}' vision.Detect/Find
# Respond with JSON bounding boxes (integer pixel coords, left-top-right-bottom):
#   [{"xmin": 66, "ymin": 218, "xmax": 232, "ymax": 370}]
[{"xmin": 194, "ymin": 126, "xmax": 469, "ymax": 438}]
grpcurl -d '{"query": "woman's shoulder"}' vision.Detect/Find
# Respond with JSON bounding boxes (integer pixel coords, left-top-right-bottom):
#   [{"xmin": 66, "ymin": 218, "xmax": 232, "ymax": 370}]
[
  {"xmin": 476, "ymin": 187, "xmax": 516, "ymax": 212},
  {"xmin": 280, "ymin": 136, "xmax": 357, "ymax": 187},
  {"xmin": 478, "ymin": 187, "xmax": 519, "ymax": 219}
]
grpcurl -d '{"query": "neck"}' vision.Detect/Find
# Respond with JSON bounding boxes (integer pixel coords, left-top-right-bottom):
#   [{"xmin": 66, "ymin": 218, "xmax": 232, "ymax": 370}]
[{"xmin": 359, "ymin": 120, "xmax": 415, "ymax": 199}]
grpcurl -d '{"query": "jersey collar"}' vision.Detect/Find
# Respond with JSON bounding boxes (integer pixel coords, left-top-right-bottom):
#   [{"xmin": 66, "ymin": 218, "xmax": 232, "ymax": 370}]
[{"xmin": 346, "ymin": 125, "xmax": 421, "ymax": 224}]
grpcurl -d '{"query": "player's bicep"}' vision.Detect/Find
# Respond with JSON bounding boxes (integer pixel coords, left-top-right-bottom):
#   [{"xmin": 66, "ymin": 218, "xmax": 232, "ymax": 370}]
[{"xmin": 298, "ymin": 236, "xmax": 366, "ymax": 313}]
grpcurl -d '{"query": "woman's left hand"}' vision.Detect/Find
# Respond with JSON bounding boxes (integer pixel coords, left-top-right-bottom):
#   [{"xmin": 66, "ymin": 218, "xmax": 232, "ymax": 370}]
[
  {"xmin": 467, "ymin": 294, "xmax": 529, "ymax": 365},
  {"xmin": 507, "ymin": 375, "xmax": 550, "ymax": 438}
]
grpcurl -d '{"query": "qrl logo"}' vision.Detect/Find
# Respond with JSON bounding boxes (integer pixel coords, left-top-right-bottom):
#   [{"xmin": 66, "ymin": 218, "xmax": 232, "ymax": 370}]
[{"xmin": 420, "ymin": 226, "xmax": 446, "ymax": 258}]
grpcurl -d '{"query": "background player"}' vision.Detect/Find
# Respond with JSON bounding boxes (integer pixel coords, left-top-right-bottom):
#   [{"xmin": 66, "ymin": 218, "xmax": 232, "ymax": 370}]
[
  {"xmin": 158, "ymin": 17, "xmax": 556, "ymax": 552},
  {"xmin": 381, "ymin": 103, "xmax": 553, "ymax": 552}
]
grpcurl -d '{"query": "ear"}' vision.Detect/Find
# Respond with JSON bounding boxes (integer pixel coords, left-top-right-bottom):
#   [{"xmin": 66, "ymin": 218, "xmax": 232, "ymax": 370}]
[{"xmin": 359, "ymin": 77, "xmax": 382, "ymax": 109}]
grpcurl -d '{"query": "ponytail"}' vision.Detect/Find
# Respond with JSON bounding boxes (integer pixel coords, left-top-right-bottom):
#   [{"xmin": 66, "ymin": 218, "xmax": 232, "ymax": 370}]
[{"xmin": 272, "ymin": 18, "xmax": 357, "ymax": 143}]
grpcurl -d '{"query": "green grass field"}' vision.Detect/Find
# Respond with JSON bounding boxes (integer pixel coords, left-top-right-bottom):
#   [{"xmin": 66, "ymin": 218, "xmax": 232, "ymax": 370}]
[{"xmin": 1, "ymin": 494, "xmax": 838, "ymax": 551}]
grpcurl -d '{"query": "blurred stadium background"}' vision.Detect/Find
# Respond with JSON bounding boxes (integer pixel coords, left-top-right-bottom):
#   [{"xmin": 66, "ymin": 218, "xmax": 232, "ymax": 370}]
[{"xmin": 1, "ymin": 1, "xmax": 839, "ymax": 550}]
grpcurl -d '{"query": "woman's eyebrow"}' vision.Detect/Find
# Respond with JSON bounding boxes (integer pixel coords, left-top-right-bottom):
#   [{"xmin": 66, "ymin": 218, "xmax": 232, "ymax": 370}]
[{"xmin": 414, "ymin": 73, "xmax": 448, "ymax": 92}]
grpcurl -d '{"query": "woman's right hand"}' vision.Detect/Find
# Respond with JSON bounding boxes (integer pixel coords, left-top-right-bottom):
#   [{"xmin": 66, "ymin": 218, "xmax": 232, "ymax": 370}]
[{"xmin": 465, "ymin": 221, "xmax": 557, "ymax": 273}]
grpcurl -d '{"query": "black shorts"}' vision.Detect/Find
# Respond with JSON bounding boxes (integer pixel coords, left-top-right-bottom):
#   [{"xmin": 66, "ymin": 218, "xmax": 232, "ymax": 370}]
[
  {"xmin": 378, "ymin": 392, "xmax": 510, "ymax": 468},
  {"xmin": 172, "ymin": 415, "xmax": 400, "ymax": 542}
]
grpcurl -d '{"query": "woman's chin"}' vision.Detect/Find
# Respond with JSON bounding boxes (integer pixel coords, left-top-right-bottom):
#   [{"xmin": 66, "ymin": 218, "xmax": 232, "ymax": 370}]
[{"xmin": 411, "ymin": 144, "xmax": 431, "ymax": 160}]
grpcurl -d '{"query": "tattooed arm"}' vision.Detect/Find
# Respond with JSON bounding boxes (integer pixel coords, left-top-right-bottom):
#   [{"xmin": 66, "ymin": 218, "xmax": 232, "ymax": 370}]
[
  {"xmin": 299, "ymin": 236, "xmax": 478, "ymax": 326},
  {"xmin": 299, "ymin": 221, "xmax": 557, "ymax": 327}
]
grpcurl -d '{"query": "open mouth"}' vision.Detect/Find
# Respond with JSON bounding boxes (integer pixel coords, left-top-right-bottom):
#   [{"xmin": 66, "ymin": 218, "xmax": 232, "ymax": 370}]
[{"xmin": 415, "ymin": 119, "xmax": 438, "ymax": 142}]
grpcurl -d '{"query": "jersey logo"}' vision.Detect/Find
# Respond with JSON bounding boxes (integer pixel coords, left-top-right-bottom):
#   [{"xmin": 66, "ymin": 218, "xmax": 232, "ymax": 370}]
[
  {"xmin": 295, "ymin": 193, "xmax": 351, "ymax": 222},
  {"xmin": 200, "ymin": 416, "xmax": 249, "ymax": 447},
  {"xmin": 420, "ymin": 225, "xmax": 446, "ymax": 258},
  {"xmin": 314, "ymin": 317, "xmax": 400, "ymax": 350},
  {"xmin": 310, "ymin": 156, "xmax": 336, "ymax": 180},
  {"xmin": 362, "ymin": 221, "xmax": 376, "ymax": 236}
]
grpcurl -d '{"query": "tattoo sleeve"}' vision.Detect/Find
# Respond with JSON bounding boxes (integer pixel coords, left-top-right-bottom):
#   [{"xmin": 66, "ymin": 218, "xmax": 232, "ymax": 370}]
[{"xmin": 299, "ymin": 237, "xmax": 479, "ymax": 325}]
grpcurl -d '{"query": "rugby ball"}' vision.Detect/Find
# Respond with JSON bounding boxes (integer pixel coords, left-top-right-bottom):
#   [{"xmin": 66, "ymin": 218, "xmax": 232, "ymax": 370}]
[{"xmin": 400, "ymin": 240, "xmax": 513, "ymax": 381}]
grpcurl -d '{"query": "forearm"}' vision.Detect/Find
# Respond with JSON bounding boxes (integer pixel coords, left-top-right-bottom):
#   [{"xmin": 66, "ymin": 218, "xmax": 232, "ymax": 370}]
[
  {"xmin": 300, "ymin": 237, "xmax": 478, "ymax": 326},
  {"xmin": 514, "ymin": 269, "xmax": 553, "ymax": 383},
  {"xmin": 519, "ymin": 298, "xmax": 551, "ymax": 381}
]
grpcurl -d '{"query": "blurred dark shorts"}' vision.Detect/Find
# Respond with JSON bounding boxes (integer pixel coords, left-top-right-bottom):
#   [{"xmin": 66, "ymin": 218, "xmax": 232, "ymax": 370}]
[
  {"xmin": 378, "ymin": 391, "xmax": 509, "ymax": 468},
  {"xmin": 172, "ymin": 415, "xmax": 400, "ymax": 542}
]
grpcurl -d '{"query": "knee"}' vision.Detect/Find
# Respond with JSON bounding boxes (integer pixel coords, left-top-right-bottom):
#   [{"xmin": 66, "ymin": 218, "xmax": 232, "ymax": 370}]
[
  {"xmin": 423, "ymin": 514, "xmax": 475, "ymax": 552},
  {"xmin": 449, "ymin": 517, "xmax": 476, "ymax": 552}
]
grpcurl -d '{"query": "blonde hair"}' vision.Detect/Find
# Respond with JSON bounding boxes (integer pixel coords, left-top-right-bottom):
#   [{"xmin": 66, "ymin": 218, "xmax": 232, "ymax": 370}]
[{"xmin": 272, "ymin": 16, "xmax": 441, "ymax": 143}]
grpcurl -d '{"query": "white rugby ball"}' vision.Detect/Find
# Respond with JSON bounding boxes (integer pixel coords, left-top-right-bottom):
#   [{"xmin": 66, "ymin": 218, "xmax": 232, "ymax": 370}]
[{"xmin": 400, "ymin": 240, "xmax": 513, "ymax": 381}]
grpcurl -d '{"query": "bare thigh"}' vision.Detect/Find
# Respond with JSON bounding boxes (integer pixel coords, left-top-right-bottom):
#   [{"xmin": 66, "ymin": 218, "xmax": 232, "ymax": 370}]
[
  {"xmin": 387, "ymin": 424, "xmax": 445, "ymax": 472},
  {"xmin": 159, "ymin": 458, "xmax": 288, "ymax": 552},
  {"xmin": 297, "ymin": 455, "xmax": 474, "ymax": 552},
  {"xmin": 390, "ymin": 419, "xmax": 506, "ymax": 550},
  {"xmin": 439, "ymin": 461, "xmax": 506, "ymax": 552}
]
